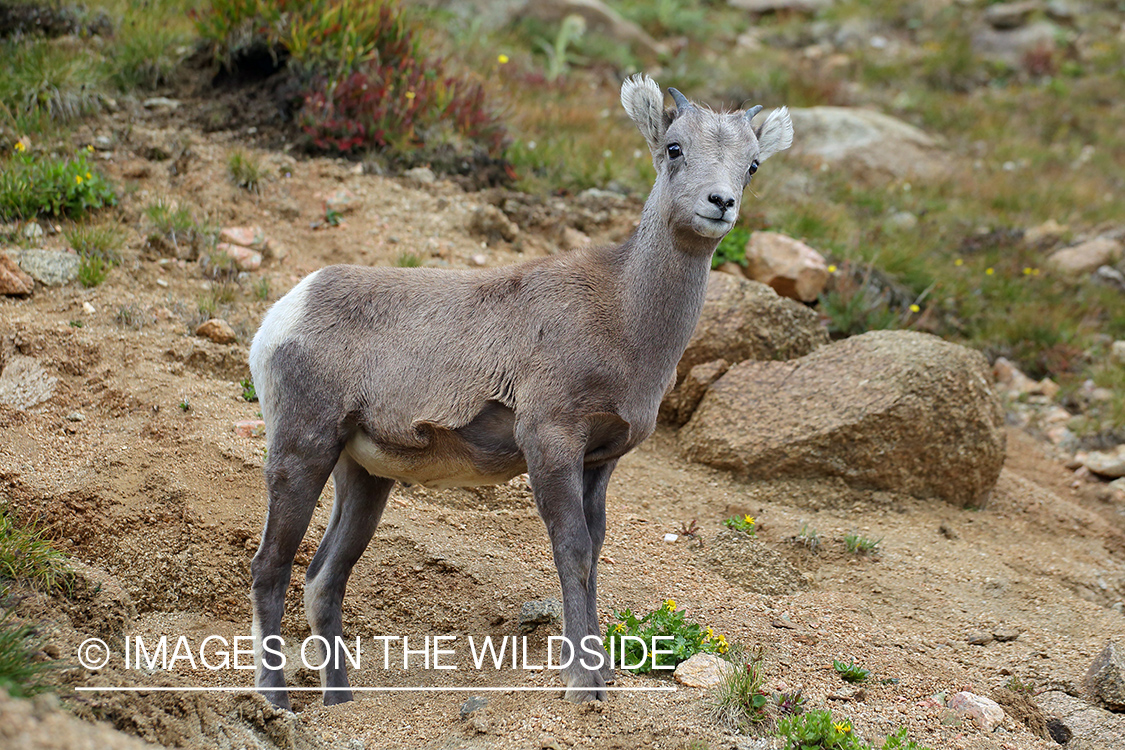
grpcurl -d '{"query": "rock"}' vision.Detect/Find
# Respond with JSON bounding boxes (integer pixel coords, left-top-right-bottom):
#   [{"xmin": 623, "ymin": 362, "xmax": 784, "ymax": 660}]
[
  {"xmin": 660, "ymin": 358, "xmax": 729, "ymax": 427},
  {"xmin": 460, "ymin": 696, "xmax": 488, "ymax": 720},
  {"xmin": 518, "ymin": 599, "xmax": 562, "ymax": 633},
  {"xmin": 727, "ymin": 0, "xmax": 834, "ymax": 13},
  {"xmin": 195, "ymin": 319, "xmax": 237, "ymax": 345},
  {"xmin": 324, "ymin": 188, "xmax": 361, "ymax": 214},
  {"xmin": 1024, "ymin": 218, "xmax": 1068, "ymax": 247},
  {"xmin": 0, "ymin": 355, "xmax": 58, "ymax": 410},
  {"xmin": 142, "ymin": 96, "xmax": 182, "ymax": 110},
  {"xmin": 218, "ymin": 226, "xmax": 266, "ymax": 250},
  {"xmin": 787, "ymin": 106, "xmax": 945, "ymax": 180},
  {"xmin": 985, "ymin": 1, "xmax": 1039, "ymax": 30},
  {"xmin": 7, "ymin": 249, "xmax": 80, "ymax": 286},
  {"xmin": 1039, "ymin": 690, "xmax": 1125, "ymax": 749},
  {"xmin": 680, "ymin": 331, "xmax": 1006, "ymax": 507},
  {"xmin": 1083, "ymin": 447, "xmax": 1125, "ymax": 479},
  {"xmin": 662, "ymin": 533, "xmax": 679, "ymax": 543},
  {"xmin": 22, "ymin": 222, "xmax": 44, "ymax": 245},
  {"xmin": 828, "ymin": 686, "xmax": 865, "ymax": 702},
  {"xmin": 949, "ymin": 691, "xmax": 1005, "ymax": 732},
  {"xmin": 992, "ymin": 356, "xmax": 1038, "ymax": 397},
  {"xmin": 1085, "ymin": 642, "xmax": 1125, "ymax": 711},
  {"xmin": 66, "ymin": 411, "xmax": 85, "ymax": 422},
  {"xmin": 886, "ymin": 210, "xmax": 918, "ymax": 231},
  {"xmin": 992, "ymin": 626, "xmax": 1022, "ymax": 642},
  {"xmin": 471, "ymin": 253, "xmax": 488, "ymax": 266},
  {"xmin": 968, "ymin": 631, "xmax": 994, "ymax": 646},
  {"xmin": 972, "ymin": 21, "xmax": 1059, "ymax": 69},
  {"xmin": 0, "ymin": 251, "xmax": 34, "ymax": 295},
  {"xmin": 673, "ymin": 653, "xmax": 733, "ymax": 688},
  {"xmin": 744, "ymin": 231, "xmax": 829, "ymax": 303},
  {"xmin": 1045, "ymin": 0, "xmax": 1077, "ymax": 24},
  {"xmin": 403, "ymin": 166, "xmax": 436, "ymax": 185},
  {"xmin": 216, "ymin": 243, "xmax": 262, "ymax": 272},
  {"xmin": 1047, "ymin": 238, "xmax": 1123, "ymax": 274},
  {"xmin": 1094, "ymin": 265, "xmax": 1125, "ymax": 291},
  {"xmin": 233, "ymin": 420, "xmax": 266, "ymax": 438},
  {"xmin": 263, "ymin": 237, "xmax": 287, "ymax": 261},
  {"xmin": 521, "ymin": 0, "xmax": 669, "ymax": 59},
  {"xmin": 469, "ymin": 205, "xmax": 519, "ymax": 243}
]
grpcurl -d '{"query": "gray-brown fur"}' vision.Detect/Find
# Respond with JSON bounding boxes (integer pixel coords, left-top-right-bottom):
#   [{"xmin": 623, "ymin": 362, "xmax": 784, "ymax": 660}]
[{"xmin": 247, "ymin": 74, "xmax": 793, "ymax": 707}]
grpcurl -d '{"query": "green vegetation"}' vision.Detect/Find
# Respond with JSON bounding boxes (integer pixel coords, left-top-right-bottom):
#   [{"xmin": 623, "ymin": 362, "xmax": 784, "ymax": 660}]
[
  {"xmin": 241, "ymin": 378, "xmax": 257, "ymax": 402},
  {"xmin": 227, "ymin": 150, "xmax": 266, "ymax": 194},
  {"xmin": 78, "ymin": 253, "xmax": 112, "ymax": 287},
  {"xmin": 712, "ymin": 227, "xmax": 750, "ymax": 270},
  {"xmin": 723, "ymin": 514, "xmax": 757, "ymax": 536},
  {"xmin": 843, "ymin": 533, "xmax": 882, "ymax": 556},
  {"xmin": 0, "ymin": 608, "xmax": 54, "ymax": 698},
  {"xmin": 795, "ymin": 523, "xmax": 821, "ymax": 553},
  {"xmin": 0, "ymin": 150, "xmax": 116, "ymax": 220},
  {"xmin": 709, "ymin": 645, "xmax": 770, "ymax": 732},
  {"xmin": 606, "ymin": 598, "xmax": 727, "ymax": 674},
  {"xmin": 394, "ymin": 251, "xmax": 422, "ymax": 268},
  {"xmin": 833, "ymin": 659, "xmax": 871, "ymax": 684},
  {"xmin": 0, "ymin": 510, "xmax": 71, "ymax": 594},
  {"xmin": 777, "ymin": 711, "xmax": 931, "ymax": 750}
]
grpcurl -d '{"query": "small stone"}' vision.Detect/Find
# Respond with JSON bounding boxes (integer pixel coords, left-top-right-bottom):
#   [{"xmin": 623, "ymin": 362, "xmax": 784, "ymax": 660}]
[
  {"xmin": 1024, "ymin": 218, "xmax": 1068, "ymax": 247},
  {"xmin": 93, "ymin": 134, "xmax": 114, "ymax": 151},
  {"xmin": 471, "ymin": 254, "xmax": 488, "ymax": 266},
  {"xmin": 1085, "ymin": 641, "xmax": 1125, "ymax": 711},
  {"xmin": 968, "ymin": 631, "xmax": 994, "ymax": 646},
  {"xmin": 0, "ymin": 250, "xmax": 34, "ymax": 295},
  {"xmin": 673, "ymin": 653, "xmax": 733, "ymax": 688},
  {"xmin": 7, "ymin": 249, "xmax": 80, "ymax": 286},
  {"xmin": 663, "ymin": 533, "xmax": 679, "ymax": 543},
  {"xmin": 949, "ymin": 691, "xmax": 1005, "ymax": 732},
  {"xmin": 518, "ymin": 599, "xmax": 562, "ymax": 633},
  {"xmin": 263, "ymin": 237, "xmax": 287, "ymax": 261},
  {"xmin": 403, "ymin": 166, "xmax": 436, "ymax": 185},
  {"xmin": 82, "ymin": 301, "xmax": 96, "ymax": 314},
  {"xmin": 233, "ymin": 420, "xmax": 266, "ymax": 438},
  {"xmin": 66, "ymin": 412, "xmax": 85, "ymax": 422},
  {"xmin": 469, "ymin": 205, "xmax": 519, "ymax": 243},
  {"xmin": 1111, "ymin": 340, "xmax": 1125, "ymax": 365},
  {"xmin": 985, "ymin": 1, "xmax": 1039, "ymax": 30},
  {"xmin": 828, "ymin": 686, "xmax": 866, "ymax": 702},
  {"xmin": 1094, "ymin": 264, "xmax": 1125, "ymax": 291},
  {"xmin": 460, "ymin": 695, "xmax": 487, "ymax": 720},
  {"xmin": 1083, "ymin": 447, "xmax": 1125, "ymax": 479},
  {"xmin": 939, "ymin": 523, "xmax": 959, "ymax": 540},
  {"xmin": 744, "ymin": 231, "xmax": 829, "ymax": 303},
  {"xmin": 195, "ymin": 318, "xmax": 237, "ymax": 344},
  {"xmin": 324, "ymin": 188, "xmax": 361, "ymax": 214},
  {"xmin": 886, "ymin": 210, "xmax": 918, "ymax": 231},
  {"xmin": 156, "ymin": 278, "xmax": 169, "ymax": 287},
  {"xmin": 143, "ymin": 96, "xmax": 181, "ymax": 110},
  {"xmin": 0, "ymin": 356, "xmax": 58, "ymax": 410},
  {"xmin": 1047, "ymin": 237, "xmax": 1123, "ymax": 275},
  {"xmin": 219, "ymin": 226, "xmax": 266, "ymax": 250},
  {"xmin": 992, "ymin": 626, "xmax": 1021, "ymax": 643},
  {"xmin": 216, "ymin": 243, "xmax": 262, "ymax": 272},
  {"xmin": 22, "ymin": 222, "xmax": 45, "ymax": 244}
]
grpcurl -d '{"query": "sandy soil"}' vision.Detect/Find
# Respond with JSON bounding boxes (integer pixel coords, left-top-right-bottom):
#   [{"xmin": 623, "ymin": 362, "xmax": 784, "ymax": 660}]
[{"xmin": 2, "ymin": 109, "xmax": 1125, "ymax": 750}]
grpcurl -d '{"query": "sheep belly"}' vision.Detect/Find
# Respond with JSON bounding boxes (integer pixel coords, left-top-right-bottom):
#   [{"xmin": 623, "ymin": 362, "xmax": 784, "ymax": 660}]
[{"xmin": 344, "ymin": 432, "xmax": 525, "ymax": 489}]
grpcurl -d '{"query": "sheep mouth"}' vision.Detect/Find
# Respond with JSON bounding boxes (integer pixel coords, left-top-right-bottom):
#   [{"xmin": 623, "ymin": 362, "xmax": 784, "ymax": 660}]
[{"xmin": 692, "ymin": 214, "xmax": 733, "ymax": 238}]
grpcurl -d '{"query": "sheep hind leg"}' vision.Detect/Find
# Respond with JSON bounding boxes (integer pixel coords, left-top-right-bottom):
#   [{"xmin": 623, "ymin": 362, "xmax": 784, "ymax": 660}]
[
  {"xmin": 583, "ymin": 460, "xmax": 617, "ymax": 685},
  {"xmin": 304, "ymin": 452, "xmax": 393, "ymax": 706},
  {"xmin": 251, "ymin": 447, "xmax": 340, "ymax": 710}
]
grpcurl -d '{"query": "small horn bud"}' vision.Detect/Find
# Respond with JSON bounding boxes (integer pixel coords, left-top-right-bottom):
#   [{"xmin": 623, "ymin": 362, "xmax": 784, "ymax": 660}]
[
  {"xmin": 668, "ymin": 88, "xmax": 692, "ymax": 112},
  {"xmin": 744, "ymin": 105, "xmax": 763, "ymax": 122}
]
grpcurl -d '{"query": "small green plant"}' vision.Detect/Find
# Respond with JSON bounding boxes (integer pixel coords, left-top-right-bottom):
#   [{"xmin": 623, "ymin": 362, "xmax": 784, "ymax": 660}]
[
  {"xmin": 777, "ymin": 711, "xmax": 861, "ymax": 750},
  {"xmin": 68, "ymin": 320, "xmax": 83, "ymax": 328},
  {"xmin": 179, "ymin": 398, "xmax": 191, "ymax": 412},
  {"xmin": 0, "ymin": 607, "xmax": 55, "ymax": 698},
  {"xmin": 0, "ymin": 510, "xmax": 71, "ymax": 594},
  {"xmin": 775, "ymin": 689, "xmax": 807, "ymax": 718},
  {"xmin": 324, "ymin": 208, "xmax": 343, "ymax": 227},
  {"xmin": 227, "ymin": 149, "xmax": 266, "ymax": 193},
  {"xmin": 606, "ymin": 599, "xmax": 728, "ymax": 674},
  {"xmin": 115, "ymin": 304, "xmax": 146, "ymax": 329},
  {"xmin": 795, "ymin": 523, "xmax": 821, "ymax": 553},
  {"xmin": 394, "ymin": 251, "xmax": 421, "ymax": 268},
  {"xmin": 0, "ymin": 150, "xmax": 117, "ymax": 220},
  {"xmin": 723, "ymin": 514, "xmax": 757, "ymax": 536},
  {"xmin": 65, "ymin": 223, "xmax": 124, "ymax": 263},
  {"xmin": 709, "ymin": 645, "xmax": 770, "ymax": 733},
  {"xmin": 77, "ymin": 252, "xmax": 111, "ymax": 288},
  {"xmin": 241, "ymin": 378, "xmax": 258, "ymax": 402},
  {"xmin": 843, "ymin": 533, "xmax": 881, "ymax": 556},
  {"xmin": 144, "ymin": 198, "xmax": 203, "ymax": 256},
  {"xmin": 535, "ymin": 14, "xmax": 587, "ymax": 82},
  {"xmin": 712, "ymin": 226, "xmax": 750, "ymax": 270},
  {"xmin": 253, "ymin": 276, "xmax": 270, "ymax": 300},
  {"xmin": 833, "ymin": 659, "xmax": 871, "ymax": 684},
  {"xmin": 1004, "ymin": 676, "xmax": 1036, "ymax": 694}
]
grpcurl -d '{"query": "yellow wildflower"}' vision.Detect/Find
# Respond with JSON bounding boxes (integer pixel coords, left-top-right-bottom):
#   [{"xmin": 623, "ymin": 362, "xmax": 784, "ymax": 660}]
[
  {"xmin": 1032, "ymin": 268, "xmax": 1040, "ymax": 276},
  {"xmin": 613, "ymin": 623, "xmax": 626, "ymax": 634},
  {"xmin": 827, "ymin": 264, "xmax": 837, "ymax": 273},
  {"xmin": 704, "ymin": 626, "xmax": 713, "ymax": 641},
  {"xmin": 405, "ymin": 90, "xmax": 415, "ymax": 100},
  {"xmin": 497, "ymin": 54, "xmax": 510, "ymax": 64},
  {"xmin": 954, "ymin": 258, "xmax": 963, "ymax": 266},
  {"xmin": 663, "ymin": 598, "xmax": 676, "ymax": 612},
  {"xmin": 833, "ymin": 721, "xmax": 852, "ymax": 733},
  {"xmin": 909, "ymin": 304, "xmax": 920, "ymax": 313},
  {"xmin": 75, "ymin": 174, "xmax": 83, "ymax": 184},
  {"xmin": 15, "ymin": 141, "xmax": 27, "ymax": 153},
  {"xmin": 744, "ymin": 514, "xmax": 754, "ymax": 525},
  {"xmin": 86, "ymin": 172, "xmax": 92, "ymax": 180},
  {"xmin": 985, "ymin": 267, "xmax": 994, "ymax": 275},
  {"xmin": 1023, "ymin": 267, "xmax": 1032, "ymax": 275},
  {"xmin": 86, "ymin": 144, "xmax": 95, "ymax": 152}
]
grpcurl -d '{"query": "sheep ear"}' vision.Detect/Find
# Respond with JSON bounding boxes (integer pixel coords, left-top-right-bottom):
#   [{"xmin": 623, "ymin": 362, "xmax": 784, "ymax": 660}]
[
  {"xmin": 621, "ymin": 74, "xmax": 667, "ymax": 152},
  {"xmin": 756, "ymin": 106, "xmax": 794, "ymax": 162}
]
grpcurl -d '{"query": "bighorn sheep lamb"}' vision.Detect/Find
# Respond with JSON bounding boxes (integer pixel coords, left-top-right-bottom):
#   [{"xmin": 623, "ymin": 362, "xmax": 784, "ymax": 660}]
[{"xmin": 247, "ymin": 74, "xmax": 793, "ymax": 707}]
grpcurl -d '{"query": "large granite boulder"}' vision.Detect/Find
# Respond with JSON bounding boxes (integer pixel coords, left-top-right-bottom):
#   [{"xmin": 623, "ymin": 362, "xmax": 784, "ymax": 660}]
[{"xmin": 679, "ymin": 330, "xmax": 1006, "ymax": 507}]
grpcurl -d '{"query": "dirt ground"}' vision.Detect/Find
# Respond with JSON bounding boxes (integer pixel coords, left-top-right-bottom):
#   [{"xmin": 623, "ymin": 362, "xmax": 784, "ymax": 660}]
[{"xmin": 2, "ymin": 106, "xmax": 1125, "ymax": 750}]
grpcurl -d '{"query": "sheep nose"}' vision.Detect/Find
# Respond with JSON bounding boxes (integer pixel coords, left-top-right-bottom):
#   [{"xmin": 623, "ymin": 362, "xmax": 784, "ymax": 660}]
[{"xmin": 709, "ymin": 193, "xmax": 736, "ymax": 211}]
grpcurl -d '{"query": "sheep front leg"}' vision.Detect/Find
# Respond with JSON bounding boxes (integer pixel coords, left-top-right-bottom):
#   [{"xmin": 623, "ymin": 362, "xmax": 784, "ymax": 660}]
[
  {"xmin": 583, "ymin": 460, "xmax": 617, "ymax": 684},
  {"xmin": 523, "ymin": 431, "xmax": 606, "ymax": 702}
]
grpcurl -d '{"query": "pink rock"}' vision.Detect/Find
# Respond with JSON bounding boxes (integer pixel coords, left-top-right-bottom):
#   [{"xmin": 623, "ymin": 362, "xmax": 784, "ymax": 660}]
[
  {"xmin": 216, "ymin": 243, "xmax": 262, "ymax": 271},
  {"xmin": 0, "ymin": 250, "xmax": 34, "ymax": 295},
  {"xmin": 233, "ymin": 419, "xmax": 266, "ymax": 438},
  {"xmin": 218, "ymin": 226, "xmax": 266, "ymax": 250},
  {"xmin": 195, "ymin": 318, "xmax": 236, "ymax": 344},
  {"xmin": 949, "ymin": 691, "xmax": 1005, "ymax": 732},
  {"xmin": 744, "ymin": 231, "xmax": 829, "ymax": 303}
]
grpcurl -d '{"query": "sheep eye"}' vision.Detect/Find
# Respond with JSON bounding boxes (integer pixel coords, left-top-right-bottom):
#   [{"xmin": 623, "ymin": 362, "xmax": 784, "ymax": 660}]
[
  {"xmin": 748, "ymin": 159, "xmax": 759, "ymax": 176},
  {"xmin": 666, "ymin": 143, "xmax": 682, "ymax": 159}
]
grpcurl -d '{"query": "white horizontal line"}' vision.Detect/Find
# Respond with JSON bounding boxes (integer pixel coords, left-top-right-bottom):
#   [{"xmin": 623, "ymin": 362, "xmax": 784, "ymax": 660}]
[{"xmin": 75, "ymin": 686, "xmax": 676, "ymax": 693}]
